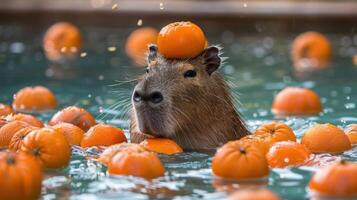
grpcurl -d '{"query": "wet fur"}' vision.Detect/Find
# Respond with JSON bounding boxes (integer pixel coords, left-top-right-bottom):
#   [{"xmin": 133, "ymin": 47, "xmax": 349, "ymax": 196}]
[{"xmin": 130, "ymin": 45, "xmax": 250, "ymax": 150}]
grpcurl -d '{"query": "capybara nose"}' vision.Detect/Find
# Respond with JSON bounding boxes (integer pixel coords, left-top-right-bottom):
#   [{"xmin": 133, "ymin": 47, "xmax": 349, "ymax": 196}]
[
  {"xmin": 149, "ymin": 91, "xmax": 163, "ymax": 104},
  {"xmin": 133, "ymin": 90, "xmax": 163, "ymax": 104}
]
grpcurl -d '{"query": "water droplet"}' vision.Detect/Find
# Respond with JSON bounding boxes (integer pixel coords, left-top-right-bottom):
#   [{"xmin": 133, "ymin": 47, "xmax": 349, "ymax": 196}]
[
  {"xmin": 159, "ymin": 2, "xmax": 164, "ymax": 10},
  {"xmin": 137, "ymin": 19, "xmax": 143, "ymax": 26},
  {"xmin": 107, "ymin": 46, "xmax": 116, "ymax": 52},
  {"xmin": 98, "ymin": 75, "xmax": 104, "ymax": 80},
  {"xmin": 112, "ymin": 3, "xmax": 118, "ymax": 10},
  {"xmin": 80, "ymin": 52, "xmax": 87, "ymax": 57},
  {"xmin": 345, "ymin": 103, "xmax": 356, "ymax": 109},
  {"xmin": 10, "ymin": 42, "xmax": 25, "ymax": 54}
]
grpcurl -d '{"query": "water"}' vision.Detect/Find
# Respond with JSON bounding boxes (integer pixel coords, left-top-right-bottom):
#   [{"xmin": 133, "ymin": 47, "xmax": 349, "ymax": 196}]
[{"xmin": 1, "ymin": 18, "xmax": 357, "ymax": 200}]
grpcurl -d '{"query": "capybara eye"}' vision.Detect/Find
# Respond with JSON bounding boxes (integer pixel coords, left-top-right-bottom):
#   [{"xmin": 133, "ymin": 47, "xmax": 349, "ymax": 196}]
[{"xmin": 184, "ymin": 70, "xmax": 196, "ymax": 78}]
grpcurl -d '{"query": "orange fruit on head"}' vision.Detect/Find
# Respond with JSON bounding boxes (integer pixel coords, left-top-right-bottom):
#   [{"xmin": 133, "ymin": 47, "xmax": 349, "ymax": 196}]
[
  {"xmin": 140, "ymin": 138, "xmax": 183, "ymax": 155},
  {"xmin": 157, "ymin": 21, "xmax": 206, "ymax": 59},
  {"xmin": 108, "ymin": 143, "xmax": 165, "ymax": 179},
  {"xmin": 0, "ymin": 151, "xmax": 42, "ymax": 200},
  {"xmin": 291, "ymin": 31, "xmax": 332, "ymax": 71},
  {"xmin": 9, "ymin": 126, "xmax": 39, "ymax": 151},
  {"xmin": 21, "ymin": 127, "xmax": 71, "ymax": 169},
  {"xmin": 49, "ymin": 106, "xmax": 96, "ymax": 131},
  {"xmin": 5, "ymin": 113, "xmax": 44, "ymax": 128},
  {"xmin": 212, "ymin": 140, "xmax": 269, "ymax": 180},
  {"xmin": 52, "ymin": 123, "xmax": 84, "ymax": 146},
  {"xmin": 0, "ymin": 103, "xmax": 14, "ymax": 116},
  {"xmin": 266, "ymin": 141, "xmax": 311, "ymax": 168},
  {"xmin": 99, "ymin": 143, "xmax": 145, "ymax": 165},
  {"xmin": 125, "ymin": 27, "xmax": 158, "ymax": 66},
  {"xmin": 43, "ymin": 22, "xmax": 82, "ymax": 62},
  {"xmin": 229, "ymin": 189, "xmax": 281, "ymax": 200},
  {"xmin": 301, "ymin": 123, "xmax": 351, "ymax": 154},
  {"xmin": 309, "ymin": 161, "xmax": 357, "ymax": 197},
  {"xmin": 255, "ymin": 122, "xmax": 296, "ymax": 144},
  {"xmin": 0, "ymin": 120, "xmax": 30, "ymax": 147},
  {"xmin": 344, "ymin": 124, "xmax": 357, "ymax": 144},
  {"xmin": 272, "ymin": 87, "xmax": 322, "ymax": 116},
  {"xmin": 81, "ymin": 124, "xmax": 127, "ymax": 148},
  {"xmin": 12, "ymin": 86, "xmax": 57, "ymax": 112}
]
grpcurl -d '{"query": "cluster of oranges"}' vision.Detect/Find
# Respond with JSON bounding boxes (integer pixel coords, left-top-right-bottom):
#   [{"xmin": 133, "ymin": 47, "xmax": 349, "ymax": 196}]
[
  {"xmin": 0, "ymin": 85, "xmax": 184, "ymax": 199},
  {"xmin": 212, "ymin": 121, "xmax": 357, "ymax": 199}
]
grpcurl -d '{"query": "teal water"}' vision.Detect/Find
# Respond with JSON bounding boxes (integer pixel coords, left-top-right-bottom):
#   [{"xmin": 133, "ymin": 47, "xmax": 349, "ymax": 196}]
[{"xmin": 1, "ymin": 20, "xmax": 357, "ymax": 200}]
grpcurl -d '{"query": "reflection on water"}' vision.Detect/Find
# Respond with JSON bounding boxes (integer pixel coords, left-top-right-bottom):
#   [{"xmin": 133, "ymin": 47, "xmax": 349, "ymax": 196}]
[{"xmin": 1, "ymin": 21, "xmax": 357, "ymax": 200}]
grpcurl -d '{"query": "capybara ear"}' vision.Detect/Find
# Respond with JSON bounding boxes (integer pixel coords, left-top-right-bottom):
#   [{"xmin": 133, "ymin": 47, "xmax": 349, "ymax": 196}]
[
  {"xmin": 147, "ymin": 44, "xmax": 158, "ymax": 64},
  {"xmin": 200, "ymin": 46, "xmax": 221, "ymax": 75}
]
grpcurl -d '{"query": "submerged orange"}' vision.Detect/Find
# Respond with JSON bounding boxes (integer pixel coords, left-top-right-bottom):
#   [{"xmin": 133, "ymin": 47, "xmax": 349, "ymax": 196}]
[
  {"xmin": 301, "ymin": 124, "xmax": 351, "ymax": 154},
  {"xmin": 309, "ymin": 161, "xmax": 357, "ymax": 196},
  {"xmin": 49, "ymin": 106, "xmax": 96, "ymax": 131},
  {"xmin": 272, "ymin": 87, "xmax": 322, "ymax": 116},
  {"xmin": 140, "ymin": 138, "xmax": 183, "ymax": 155},
  {"xmin": 52, "ymin": 123, "xmax": 84, "ymax": 146},
  {"xmin": 81, "ymin": 124, "xmax": 127, "ymax": 148},
  {"xmin": 107, "ymin": 143, "xmax": 165, "ymax": 179},
  {"xmin": 99, "ymin": 143, "xmax": 143, "ymax": 165},
  {"xmin": 157, "ymin": 21, "xmax": 206, "ymax": 59},
  {"xmin": 266, "ymin": 141, "xmax": 311, "ymax": 168},
  {"xmin": 12, "ymin": 86, "xmax": 57, "ymax": 112}
]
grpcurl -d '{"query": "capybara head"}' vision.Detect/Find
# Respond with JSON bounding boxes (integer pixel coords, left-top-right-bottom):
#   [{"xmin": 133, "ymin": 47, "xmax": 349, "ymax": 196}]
[{"xmin": 130, "ymin": 45, "xmax": 249, "ymax": 150}]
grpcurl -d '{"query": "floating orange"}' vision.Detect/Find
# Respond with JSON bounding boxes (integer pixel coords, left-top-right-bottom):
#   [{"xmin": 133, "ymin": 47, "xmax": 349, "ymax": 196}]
[
  {"xmin": 43, "ymin": 22, "xmax": 82, "ymax": 61},
  {"xmin": 12, "ymin": 86, "xmax": 57, "ymax": 112},
  {"xmin": 255, "ymin": 122, "xmax": 296, "ymax": 144},
  {"xmin": 140, "ymin": 138, "xmax": 183, "ymax": 155},
  {"xmin": 239, "ymin": 134, "xmax": 273, "ymax": 155},
  {"xmin": 9, "ymin": 126, "xmax": 39, "ymax": 151},
  {"xmin": 21, "ymin": 128, "xmax": 71, "ymax": 169},
  {"xmin": 212, "ymin": 140, "xmax": 269, "ymax": 180},
  {"xmin": 52, "ymin": 123, "xmax": 84, "ymax": 146},
  {"xmin": 49, "ymin": 106, "xmax": 96, "ymax": 131},
  {"xmin": 157, "ymin": 21, "xmax": 206, "ymax": 59},
  {"xmin": 5, "ymin": 113, "xmax": 44, "ymax": 128},
  {"xmin": 125, "ymin": 27, "xmax": 158, "ymax": 66},
  {"xmin": 0, "ymin": 103, "xmax": 14, "ymax": 116},
  {"xmin": 229, "ymin": 189, "xmax": 281, "ymax": 200},
  {"xmin": 0, "ymin": 120, "xmax": 30, "ymax": 147},
  {"xmin": 99, "ymin": 143, "xmax": 147, "ymax": 165},
  {"xmin": 272, "ymin": 87, "xmax": 322, "ymax": 116},
  {"xmin": 0, "ymin": 151, "xmax": 42, "ymax": 200},
  {"xmin": 309, "ymin": 161, "xmax": 357, "ymax": 197},
  {"xmin": 291, "ymin": 31, "xmax": 332, "ymax": 71},
  {"xmin": 301, "ymin": 124, "xmax": 351, "ymax": 154},
  {"xmin": 344, "ymin": 124, "xmax": 357, "ymax": 144},
  {"xmin": 81, "ymin": 124, "xmax": 127, "ymax": 148},
  {"xmin": 266, "ymin": 141, "xmax": 311, "ymax": 168},
  {"xmin": 108, "ymin": 144, "xmax": 165, "ymax": 179}
]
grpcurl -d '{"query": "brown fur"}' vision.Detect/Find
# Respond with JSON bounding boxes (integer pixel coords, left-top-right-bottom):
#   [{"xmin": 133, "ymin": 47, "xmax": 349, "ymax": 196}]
[{"xmin": 130, "ymin": 45, "xmax": 250, "ymax": 150}]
